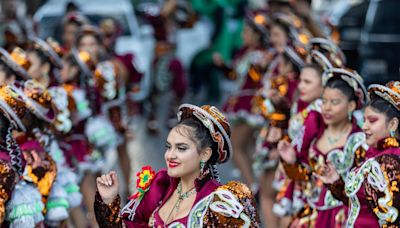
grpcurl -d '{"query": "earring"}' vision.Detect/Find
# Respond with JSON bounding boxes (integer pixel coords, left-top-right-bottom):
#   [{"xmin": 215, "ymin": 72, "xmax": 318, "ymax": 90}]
[
  {"xmin": 42, "ymin": 72, "xmax": 49, "ymax": 79},
  {"xmin": 348, "ymin": 111, "xmax": 352, "ymax": 121},
  {"xmin": 199, "ymin": 161, "xmax": 206, "ymax": 178},
  {"xmin": 390, "ymin": 130, "xmax": 395, "ymax": 138}
]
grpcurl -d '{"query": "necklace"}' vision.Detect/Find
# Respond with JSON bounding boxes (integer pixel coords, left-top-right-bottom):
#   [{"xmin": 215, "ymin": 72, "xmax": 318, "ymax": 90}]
[
  {"xmin": 326, "ymin": 124, "xmax": 351, "ymax": 145},
  {"xmin": 165, "ymin": 181, "xmax": 196, "ymax": 224}
]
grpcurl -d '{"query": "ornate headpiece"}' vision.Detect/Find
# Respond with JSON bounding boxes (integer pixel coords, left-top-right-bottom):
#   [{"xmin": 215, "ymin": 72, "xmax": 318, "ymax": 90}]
[
  {"xmin": 177, "ymin": 104, "xmax": 232, "ymax": 164},
  {"xmin": 272, "ymin": 13, "xmax": 312, "ymax": 46},
  {"xmin": 368, "ymin": 81, "xmax": 400, "ymax": 111},
  {"xmin": 0, "ymin": 84, "xmax": 27, "ymax": 131},
  {"xmin": 70, "ymin": 49, "xmax": 93, "ymax": 78},
  {"xmin": 46, "ymin": 38, "xmax": 63, "ymax": 58},
  {"xmin": 310, "ymin": 50, "xmax": 333, "ymax": 70},
  {"xmin": 18, "ymin": 80, "xmax": 55, "ymax": 123},
  {"xmin": 0, "ymin": 47, "xmax": 30, "ymax": 80},
  {"xmin": 245, "ymin": 11, "xmax": 270, "ymax": 44},
  {"xmin": 29, "ymin": 37, "xmax": 63, "ymax": 69},
  {"xmin": 322, "ymin": 68, "xmax": 368, "ymax": 108},
  {"xmin": 284, "ymin": 45, "xmax": 307, "ymax": 68},
  {"xmin": 307, "ymin": 38, "xmax": 345, "ymax": 68}
]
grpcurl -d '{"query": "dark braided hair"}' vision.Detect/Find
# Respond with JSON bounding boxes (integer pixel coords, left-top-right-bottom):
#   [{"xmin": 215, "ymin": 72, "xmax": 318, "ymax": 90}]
[{"xmin": 6, "ymin": 125, "xmax": 23, "ymax": 175}]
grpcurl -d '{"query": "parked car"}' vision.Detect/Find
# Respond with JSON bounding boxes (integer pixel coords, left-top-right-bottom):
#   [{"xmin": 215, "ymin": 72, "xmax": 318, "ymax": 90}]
[
  {"xmin": 359, "ymin": 0, "xmax": 400, "ymax": 85},
  {"xmin": 34, "ymin": 0, "xmax": 154, "ymax": 101}
]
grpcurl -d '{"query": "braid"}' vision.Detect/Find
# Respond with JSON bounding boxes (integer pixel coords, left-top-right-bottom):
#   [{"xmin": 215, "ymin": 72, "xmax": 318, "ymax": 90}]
[
  {"xmin": 6, "ymin": 125, "xmax": 22, "ymax": 175},
  {"xmin": 209, "ymin": 164, "xmax": 221, "ymax": 183}
]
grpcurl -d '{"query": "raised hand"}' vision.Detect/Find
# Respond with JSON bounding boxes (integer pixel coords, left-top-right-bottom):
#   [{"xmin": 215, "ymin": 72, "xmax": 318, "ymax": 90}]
[
  {"xmin": 267, "ymin": 126, "xmax": 282, "ymax": 144},
  {"xmin": 96, "ymin": 171, "xmax": 119, "ymax": 204},
  {"xmin": 23, "ymin": 150, "xmax": 43, "ymax": 169},
  {"xmin": 277, "ymin": 140, "xmax": 296, "ymax": 164},
  {"xmin": 314, "ymin": 163, "xmax": 340, "ymax": 184}
]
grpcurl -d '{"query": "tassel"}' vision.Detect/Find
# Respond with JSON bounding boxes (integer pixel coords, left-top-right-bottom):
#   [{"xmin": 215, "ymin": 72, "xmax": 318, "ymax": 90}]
[
  {"xmin": 209, "ymin": 164, "xmax": 221, "ymax": 183},
  {"xmin": 57, "ymin": 167, "xmax": 82, "ymax": 208},
  {"xmin": 49, "ymin": 140, "xmax": 66, "ymax": 166},
  {"xmin": 6, "ymin": 126, "xmax": 22, "ymax": 175},
  {"xmin": 6, "ymin": 180, "xmax": 44, "ymax": 227},
  {"xmin": 45, "ymin": 180, "xmax": 69, "ymax": 222}
]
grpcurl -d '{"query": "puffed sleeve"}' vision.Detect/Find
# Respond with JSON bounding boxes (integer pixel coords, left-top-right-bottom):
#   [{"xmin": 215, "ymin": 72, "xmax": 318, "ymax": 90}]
[
  {"xmin": 363, "ymin": 154, "xmax": 400, "ymax": 226},
  {"xmin": 188, "ymin": 181, "xmax": 261, "ymax": 227},
  {"xmin": 94, "ymin": 169, "xmax": 170, "ymax": 228}
]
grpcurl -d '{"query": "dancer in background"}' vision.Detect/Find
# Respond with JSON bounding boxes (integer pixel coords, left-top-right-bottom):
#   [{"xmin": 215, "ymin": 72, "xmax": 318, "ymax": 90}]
[
  {"xmin": 75, "ymin": 25, "xmax": 132, "ymax": 196},
  {"xmin": 319, "ymin": 80, "xmax": 400, "ymax": 227},
  {"xmin": 279, "ymin": 68, "xmax": 368, "ymax": 227},
  {"xmin": 219, "ymin": 11, "xmax": 270, "ymax": 193}
]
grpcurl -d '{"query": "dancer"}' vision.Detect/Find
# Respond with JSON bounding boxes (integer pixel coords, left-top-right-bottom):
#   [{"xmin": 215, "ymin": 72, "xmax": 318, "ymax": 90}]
[
  {"xmin": 95, "ymin": 104, "xmax": 260, "ymax": 227},
  {"xmin": 319, "ymin": 80, "xmax": 400, "ymax": 227}
]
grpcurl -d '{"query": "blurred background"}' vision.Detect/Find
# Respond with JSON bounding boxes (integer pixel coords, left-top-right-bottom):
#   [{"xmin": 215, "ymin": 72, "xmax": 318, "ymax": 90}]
[
  {"xmin": 5, "ymin": 0, "xmax": 397, "ymax": 189},
  {"xmin": 7, "ymin": 0, "xmax": 400, "ymax": 90},
  {"xmin": 1, "ymin": 0, "xmax": 398, "ymax": 226}
]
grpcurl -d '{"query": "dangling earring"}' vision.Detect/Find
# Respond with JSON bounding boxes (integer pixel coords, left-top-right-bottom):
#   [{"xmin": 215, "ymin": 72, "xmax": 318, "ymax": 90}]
[
  {"xmin": 199, "ymin": 161, "xmax": 206, "ymax": 178},
  {"xmin": 42, "ymin": 71, "xmax": 49, "ymax": 79},
  {"xmin": 390, "ymin": 130, "xmax": 396, "ymax": 138},
  {"xmin": 348, "ymin": 111, "xmax": 352, "ymax": 121}
]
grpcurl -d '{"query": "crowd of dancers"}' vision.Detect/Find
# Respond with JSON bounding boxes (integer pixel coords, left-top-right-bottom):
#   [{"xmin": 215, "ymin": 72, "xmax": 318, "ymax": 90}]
[{"xmin": 0, "ymin": 0, "xmax": 398, "ymax": 227}]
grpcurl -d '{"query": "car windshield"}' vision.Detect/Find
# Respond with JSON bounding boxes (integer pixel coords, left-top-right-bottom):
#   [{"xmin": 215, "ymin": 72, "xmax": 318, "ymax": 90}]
[
  {"xmin": 367, "ymin": 1, "xmax": 400, "ymax": 34},
  {"xmin": 38, "ymin": 13, "xmax": 132, "ymax": 42}
]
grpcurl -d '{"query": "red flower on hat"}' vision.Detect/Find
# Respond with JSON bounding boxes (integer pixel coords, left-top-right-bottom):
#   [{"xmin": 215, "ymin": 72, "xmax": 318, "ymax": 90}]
[{"xmin": 128, "ymin": 166, "xmax": 156, "ymax": 200}]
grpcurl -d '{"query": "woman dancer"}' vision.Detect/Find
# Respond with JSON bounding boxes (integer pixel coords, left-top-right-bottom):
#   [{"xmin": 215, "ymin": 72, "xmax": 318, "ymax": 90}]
[
  {"xmin": 319, "ymin": 80, "xmax": 400, "ymax": 227},
  {"xmin": 279, "ymin": 68, "xmax": 368, "ymax": 227},
  {"xmin": 94, "ymin": 104, "xmax": 260, "ymax": 227}
]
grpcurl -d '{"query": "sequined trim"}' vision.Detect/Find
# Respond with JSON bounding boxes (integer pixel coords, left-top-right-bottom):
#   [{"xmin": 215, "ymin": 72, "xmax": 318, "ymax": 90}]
[
  {"xmin": 94, "ymin": 192, "xmax": 122, "ymax": 227},
  {"xmin": 366, "ymin": 159, "xmax": 398, "ymax": 224},
  {"xmin": 282, "ymin": 162, "xmax": 310, "ymax": 181}
]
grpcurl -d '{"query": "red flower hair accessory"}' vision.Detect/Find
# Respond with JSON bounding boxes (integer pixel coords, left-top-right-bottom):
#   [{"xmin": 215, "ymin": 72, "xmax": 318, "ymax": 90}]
[{"xmin": 129, "ymin": 166, "xmax": 156, "ymax": 200}]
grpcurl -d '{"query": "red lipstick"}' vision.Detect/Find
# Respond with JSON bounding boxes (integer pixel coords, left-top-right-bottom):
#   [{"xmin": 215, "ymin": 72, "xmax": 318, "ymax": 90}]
[{"xmin": 168, "ymin": 161, "xmax": 180, "ymax": 168}]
